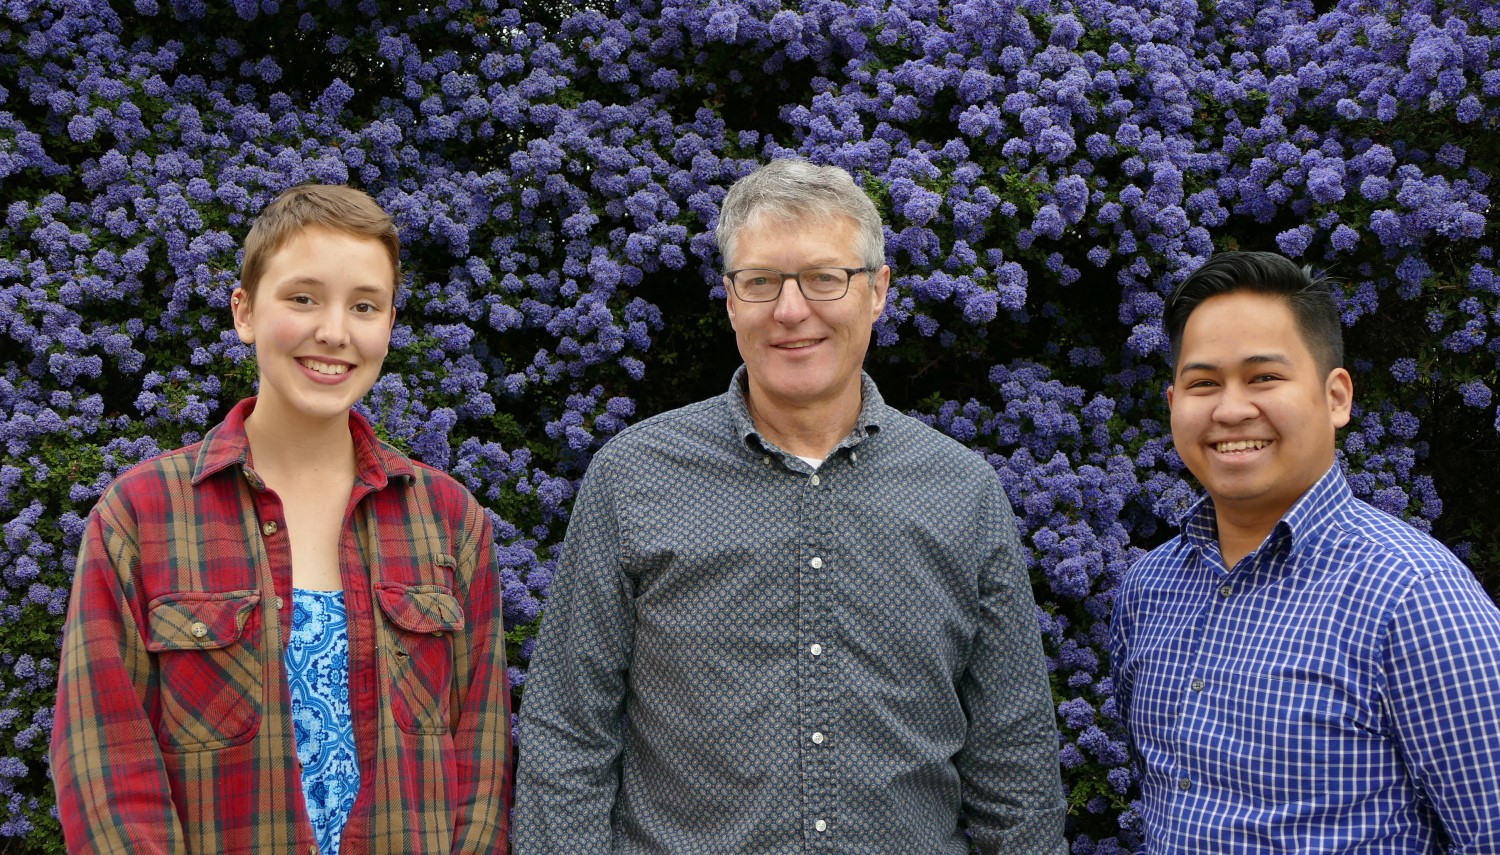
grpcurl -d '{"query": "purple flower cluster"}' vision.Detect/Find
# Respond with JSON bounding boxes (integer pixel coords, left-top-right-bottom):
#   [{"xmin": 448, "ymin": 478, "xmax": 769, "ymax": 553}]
[{"xmin": 2, "ymin": 0, "xmax": 1495, "ymax": 847}]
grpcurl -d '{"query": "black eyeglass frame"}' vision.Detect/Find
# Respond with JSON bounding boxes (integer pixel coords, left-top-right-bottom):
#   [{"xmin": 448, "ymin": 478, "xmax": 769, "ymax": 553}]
[{"xmin": 722, "ymin": 266, "xmax": 877, "ymax": 303}]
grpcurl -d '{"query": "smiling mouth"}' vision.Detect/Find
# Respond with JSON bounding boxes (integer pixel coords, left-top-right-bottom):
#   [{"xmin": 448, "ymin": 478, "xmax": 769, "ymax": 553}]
[
  {"xmin": 775, "ymin": 339, "xmax": 820, "ymax": 350},
  {"xmin": 1215, "ymin": 439, "xmax": 1269, "ymax": 453},
  {"xmin": 299, "ymin": 358, "xmax": 350, "ymax": 376}
]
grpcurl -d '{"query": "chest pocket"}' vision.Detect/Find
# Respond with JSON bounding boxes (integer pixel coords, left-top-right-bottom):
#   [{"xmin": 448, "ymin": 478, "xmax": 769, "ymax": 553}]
[
  {"xmin": 145, "ymin": 590, "xmax": 264, "ymax": 751},
  {"xmin": 375, "ymin": 582, "xmax": 464, "ymax": 735}
]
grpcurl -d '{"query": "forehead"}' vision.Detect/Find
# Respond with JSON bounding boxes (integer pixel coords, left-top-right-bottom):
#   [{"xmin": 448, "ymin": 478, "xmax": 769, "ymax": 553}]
[
  {"xmin": 1178, "ymin": 291, "xmax": 1315, "ymax": 365},
  {"xmin": 267, "ymin": 225, "xmax": 393, "ymax": 271},
  {"xmin": 733, "ymin": 212, "xmax": 857, "ymax": 261},
  {"xmin": 258, "ymin": 226, "xmax": 396, "ymax": 295}
]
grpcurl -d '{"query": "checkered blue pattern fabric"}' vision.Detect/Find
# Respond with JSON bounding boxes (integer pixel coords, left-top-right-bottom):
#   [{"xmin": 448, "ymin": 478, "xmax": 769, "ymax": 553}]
[
  {"xmin": 513, "ymin": 368, "xmax": 1066, "ymax": 854},
  {"xmin": 1110, "ymin": 465, "xmax": 1500, "ymax": 852}
]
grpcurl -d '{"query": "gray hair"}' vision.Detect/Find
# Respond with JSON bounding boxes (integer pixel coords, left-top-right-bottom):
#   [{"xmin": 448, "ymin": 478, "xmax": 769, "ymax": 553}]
[{"xmin": 715, "ymin": 159, "xmax": 886, "ymax": 271}]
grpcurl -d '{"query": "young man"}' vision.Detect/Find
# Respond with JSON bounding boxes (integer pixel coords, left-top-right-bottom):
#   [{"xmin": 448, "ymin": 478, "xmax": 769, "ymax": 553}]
[
  {"xmin": 1110, "ymin": 251, "xmax": 1500, "ymax": 851},
  {"xmin": 512, "ymin": 159, "xmax": 1065, "ymax": 852},
  {"xmin": 50, "ymin": 185, "xmax": 511, "ymax": 854}
]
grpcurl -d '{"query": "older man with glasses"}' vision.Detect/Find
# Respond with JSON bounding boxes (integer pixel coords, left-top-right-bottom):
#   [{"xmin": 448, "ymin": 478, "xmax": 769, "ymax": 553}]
[{"xmin": 513, "ymin": 158, "xmax": 1065, "ymax": 854}]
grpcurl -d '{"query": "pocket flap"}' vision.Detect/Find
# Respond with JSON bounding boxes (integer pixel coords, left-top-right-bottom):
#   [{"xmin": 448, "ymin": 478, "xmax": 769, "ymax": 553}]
[
  {"xmin": 375, "ymin": 583, "xmax": 464, "ymax": 634},
  {"xmin": 146, "ymin": 590, "xmax": 262, "ymax": 652}
]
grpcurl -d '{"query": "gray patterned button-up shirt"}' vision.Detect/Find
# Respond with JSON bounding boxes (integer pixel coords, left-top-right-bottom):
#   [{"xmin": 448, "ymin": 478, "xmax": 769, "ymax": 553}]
[{"xmin": 513, "ymin": 369, "xmax": 1065, "ymax": 854}]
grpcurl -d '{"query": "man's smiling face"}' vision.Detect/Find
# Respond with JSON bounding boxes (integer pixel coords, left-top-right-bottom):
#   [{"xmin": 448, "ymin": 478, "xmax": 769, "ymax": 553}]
[
  {"xmin": 1168, "ymin": 289, "xmax": 1352, "ymax": 525},
  {"xmin": 724, "ymin": 214, "xmax": 888, "ymax": 422}
]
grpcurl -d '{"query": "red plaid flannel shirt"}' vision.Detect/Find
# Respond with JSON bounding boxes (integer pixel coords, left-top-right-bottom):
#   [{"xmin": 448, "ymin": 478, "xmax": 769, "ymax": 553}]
[{"xmin": 51, "ymin": 398, "xmax": 511, "ymax": 853}]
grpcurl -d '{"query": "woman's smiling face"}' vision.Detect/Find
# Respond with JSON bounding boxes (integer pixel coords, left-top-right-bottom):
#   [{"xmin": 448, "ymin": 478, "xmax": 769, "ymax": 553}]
[{"xmin": 232, "ymin": 225, "xmax": 396, "ymax": 429}]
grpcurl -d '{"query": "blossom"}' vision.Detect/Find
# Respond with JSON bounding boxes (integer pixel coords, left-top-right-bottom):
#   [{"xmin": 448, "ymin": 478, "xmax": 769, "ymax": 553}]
[{"xmin": 2, "ymin": 2, "xmax": 1494, "ymax": 849}]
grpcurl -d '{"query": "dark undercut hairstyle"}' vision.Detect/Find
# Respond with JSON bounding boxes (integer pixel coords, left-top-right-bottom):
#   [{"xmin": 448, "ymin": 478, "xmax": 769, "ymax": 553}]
[{"xmin": 1164, "ymin": 251, "xmax": 1345, "ymax": 376}]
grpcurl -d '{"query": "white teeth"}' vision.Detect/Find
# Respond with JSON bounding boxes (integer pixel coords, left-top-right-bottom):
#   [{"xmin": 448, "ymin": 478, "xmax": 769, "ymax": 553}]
[
  {"xmin": 779, "ymin": 340, "xmax": 816, "ymax": 349},
  {"xmin": 300, "ymin": 359, "xmax": 349, "ymax": 376},
  {"xmin": 1216, "ymin": 439, "xmax": 1269, "ymax": 453}
]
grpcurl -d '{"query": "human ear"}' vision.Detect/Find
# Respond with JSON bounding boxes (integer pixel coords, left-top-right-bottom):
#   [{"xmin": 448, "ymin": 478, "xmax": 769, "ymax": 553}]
[
  {"xmin": 869, "ymin": 265, "xmax": 891, "ymax": 321},
  {"xmin": 231, "ymin": 287, "xmax": 255, "ymax": 344},
  {"xmin": 1326, "ymin": 367, "xmax": 1353, "ymax": 428}
]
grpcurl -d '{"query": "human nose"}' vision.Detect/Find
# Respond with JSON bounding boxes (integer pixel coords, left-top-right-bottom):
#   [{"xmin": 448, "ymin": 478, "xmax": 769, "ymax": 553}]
[
  {"xmin": 771, "ymin": 272, "xmax": 812, "ymax": 322},
  {"xmin": 315, "ymin": 306, "xmax": 349, "ymax": 347},
  {"xmin": 1212, "ymin": 382, "xmax": 1257, "ymax": 423}
]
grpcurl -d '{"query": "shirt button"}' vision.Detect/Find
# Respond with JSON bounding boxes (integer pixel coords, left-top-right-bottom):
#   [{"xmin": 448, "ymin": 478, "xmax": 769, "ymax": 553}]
[
  {"xmin": 810, "ymin": 474, "xmax": 820, "ymax": 486},
  {"xmin": 191, "ymin": 622, "xmax": 208, "ymax": 638},
  {"xmin": 809, "ymin": 557, "xmax": 823, "ymax": 569},
  {"xmin": 814, "ymin": 819, "xmax": 827, "ymax": 832},
  {"xmin": 762, "ymin": 456, "xmax": 771, "ymax": 466},
  {"xmin": 274, "ymin": 596, "xmax": 286, "ymax": 610},
  {"xmin": 1219, "ymin": 584, "xmax": 1233, "ymax": 597},
  {"xmin": 811, "ymin": 731, "xmax": 825, "ymax": 744},
  {"xmin": 1179, "ymin": 778, "xmax": 1191, "ymax": 790},
  {"xmin": 262, "ymin": 520, "xmax": 278, "ymax": 536},
  {"xmin": 809, "ymin": 643, "xmax": 823, "ymax": 656},
  {"xmin": 1191, "ymin": 679, "xmax": 1205, "ymax": 692},
  {"xmin": 850, "ymin": 451, "xmax": 858, "ymax": 463}
]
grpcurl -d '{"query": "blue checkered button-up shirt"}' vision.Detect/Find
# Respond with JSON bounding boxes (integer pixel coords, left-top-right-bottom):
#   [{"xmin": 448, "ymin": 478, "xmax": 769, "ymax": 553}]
[
  {"xmin": 513, "ymin": 369, "xmax": 1065, "ymax": 853},
  {"xmin": 1110, "ymin": 464, "xmax": 1500, "ymax": 852}
]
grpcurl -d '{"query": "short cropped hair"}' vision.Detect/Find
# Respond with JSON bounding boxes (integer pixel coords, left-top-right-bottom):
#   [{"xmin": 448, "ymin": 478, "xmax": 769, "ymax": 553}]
[
  {"xmin": 715, "ymin": 159, "xmax": 885, "ymax": 272},
  {"xmin": 240, "ymin": 184, "xmax": 400, "ymax": 302},
  {"xmin": 1164, "ymin": 251, "xmax": 1344, "ymax": 375}
]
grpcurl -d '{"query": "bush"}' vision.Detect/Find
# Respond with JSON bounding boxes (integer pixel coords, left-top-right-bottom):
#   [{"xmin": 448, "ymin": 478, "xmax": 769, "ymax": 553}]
[{"xmin": 1, "ymin": 0, "xmax": 1495, "ymax": 849}]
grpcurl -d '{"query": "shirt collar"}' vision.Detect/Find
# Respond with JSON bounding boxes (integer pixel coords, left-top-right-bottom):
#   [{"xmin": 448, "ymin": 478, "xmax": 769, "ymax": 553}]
[
  {"xmin": 190, "ymin": 397, "xmax": 416, "ymax": 489},
  {"xmin": 726, "ymin": 365, "xmax": 885, "ymax": 459},
  {"xmin": 1180, "ymin": 462, "xmax": 1352, "ymax": 559}
]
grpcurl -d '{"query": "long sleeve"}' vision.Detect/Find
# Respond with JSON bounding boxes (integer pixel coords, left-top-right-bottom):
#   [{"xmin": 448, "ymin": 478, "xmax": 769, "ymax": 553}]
[
  {"xmin": 511, "ymin": 458, "xmax": 633, "ymax": 852},
  {"xmin": 50, "ymin": 500, "xmax": 188, "ymax": 854},
  {"xmin": 1107, "ymin": 571, "xmax": 1136, "ymax": 764},
  {"xmin": 448, "ymin": 499, "xmax": 513, "ymax": 853},
  {"xmin": 1382, "ymin": 564, "xmax": 1500, "ymax": 851},
  {"xmin": 955, "ymin": 484, "xmax": 1067, "ymax": 855}
]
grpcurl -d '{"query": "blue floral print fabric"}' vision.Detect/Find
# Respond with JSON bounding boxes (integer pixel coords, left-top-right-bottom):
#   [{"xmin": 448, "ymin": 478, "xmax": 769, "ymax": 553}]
[{"xmin": 286, "ymin": 588, "xmax": 360, "ymax": 855}]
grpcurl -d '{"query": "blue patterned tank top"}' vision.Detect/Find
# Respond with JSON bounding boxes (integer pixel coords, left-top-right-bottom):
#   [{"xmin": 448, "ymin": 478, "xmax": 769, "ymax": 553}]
[{"xmin": 286, "ymin": 588, "xmax": 360, "ymax": 855}]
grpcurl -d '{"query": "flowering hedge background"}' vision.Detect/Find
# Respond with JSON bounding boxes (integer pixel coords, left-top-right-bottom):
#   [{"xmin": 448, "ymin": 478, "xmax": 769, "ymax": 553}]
[{"xmin": 1, "ymin": 0, "xmax": 1496, "ymax": 849}]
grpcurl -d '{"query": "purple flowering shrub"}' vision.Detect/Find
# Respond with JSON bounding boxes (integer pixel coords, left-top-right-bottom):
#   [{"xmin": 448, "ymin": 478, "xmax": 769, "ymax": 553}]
[{"xmin": 1, "ymin": 0, "xmax": 1496, "ymax": 849}]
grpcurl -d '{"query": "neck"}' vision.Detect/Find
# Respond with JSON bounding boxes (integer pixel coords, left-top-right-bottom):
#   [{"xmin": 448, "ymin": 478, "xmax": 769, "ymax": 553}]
[
  {"xmin": 1212, "ymin": 507, "xmax": 1281, "ymax": 570},
  {"xmin": 243, "ymin": 403, "xmax": 357, "ymax": 480},
  {"xmin": 745, "ymin": 380, "xmax": 863, "ymax": 460}
]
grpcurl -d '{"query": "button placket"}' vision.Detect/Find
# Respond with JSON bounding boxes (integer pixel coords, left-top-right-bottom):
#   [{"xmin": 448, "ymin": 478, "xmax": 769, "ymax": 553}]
[{"xmin": 800, "ymin": 465, "xmax": 841, "ymax": 847}]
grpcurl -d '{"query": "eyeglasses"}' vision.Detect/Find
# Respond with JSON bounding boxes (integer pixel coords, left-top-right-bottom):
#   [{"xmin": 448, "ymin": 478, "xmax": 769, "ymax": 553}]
[{"xmin": 723, "ymin": 267, "xmax": 874, "ymax": 303}]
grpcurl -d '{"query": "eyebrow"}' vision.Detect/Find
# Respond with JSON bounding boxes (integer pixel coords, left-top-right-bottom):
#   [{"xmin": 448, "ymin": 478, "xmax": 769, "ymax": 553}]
[
  {"xmin": 735, "ymin": 258, "xmax": 854, "ymax": 269},
  {"xmin": 1178, "ymin": 353, "xmax": 1293, "ymax": 374},
  {"xmin": 278, "ymin": 276, "xmax": 390, "ymax": 295}
]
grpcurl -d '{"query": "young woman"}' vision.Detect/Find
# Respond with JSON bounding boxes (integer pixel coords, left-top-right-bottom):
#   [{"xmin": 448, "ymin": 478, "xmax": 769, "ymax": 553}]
[{"xmin": 51, "ymin": 185, "xmax": 511, "ymax": 854}]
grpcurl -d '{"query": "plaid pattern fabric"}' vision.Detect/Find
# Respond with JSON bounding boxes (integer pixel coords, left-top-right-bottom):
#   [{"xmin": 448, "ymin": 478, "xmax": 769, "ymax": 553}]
[
  {"xmin": 51, "ymin": 398, "xmax": 511, "ymax": 854},
  {"xmin": 1111, "ymin": 465, "xmax": 1500, "ymax": 852},
  {"xmin": 513, "ymin": 369, "xmax": 1065, "ymax": 854}
]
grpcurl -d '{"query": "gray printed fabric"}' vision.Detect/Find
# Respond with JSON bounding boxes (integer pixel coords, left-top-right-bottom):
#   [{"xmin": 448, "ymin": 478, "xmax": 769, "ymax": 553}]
[{"xmin": 513, "ymin": 368, "xmax": 1066, "ymax": 854}]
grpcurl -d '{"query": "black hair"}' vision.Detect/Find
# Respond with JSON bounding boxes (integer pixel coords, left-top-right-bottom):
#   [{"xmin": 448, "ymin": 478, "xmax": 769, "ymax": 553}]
[{"xmin": 1164, "ymin": 251, "xmax": 1344, "ymax": 375}]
